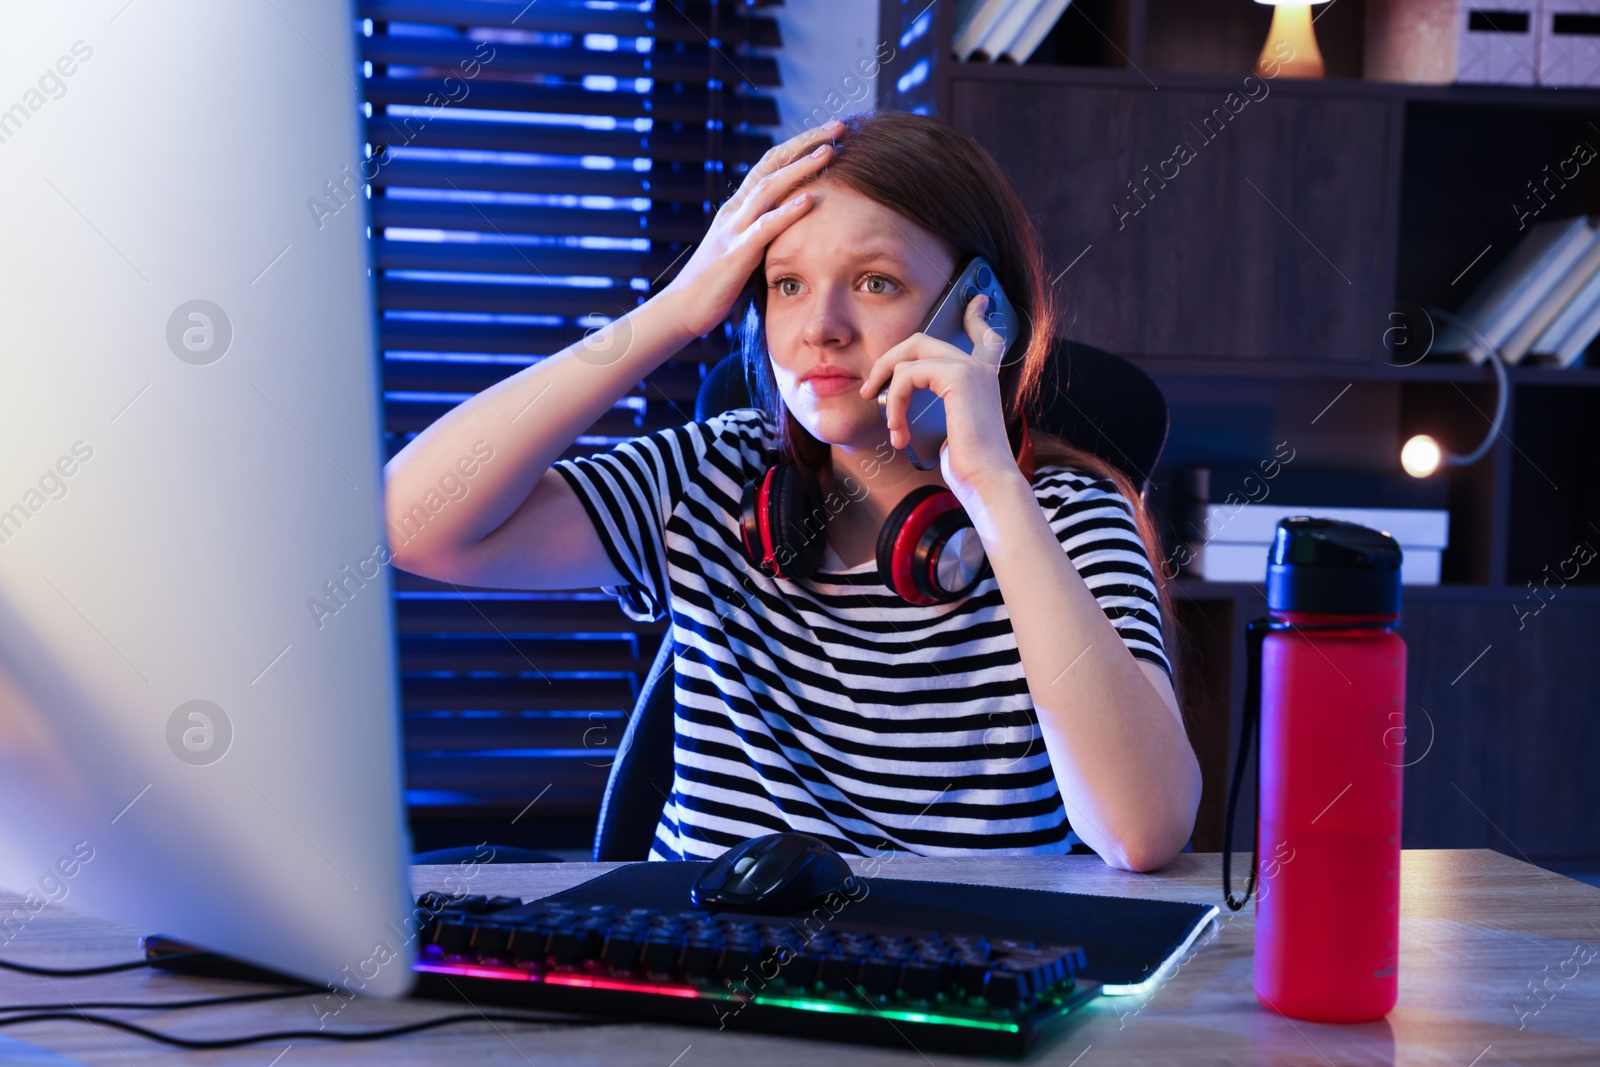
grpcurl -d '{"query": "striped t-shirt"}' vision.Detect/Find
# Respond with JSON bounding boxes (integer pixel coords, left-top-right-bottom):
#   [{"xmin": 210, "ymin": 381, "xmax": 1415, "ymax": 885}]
[{"xmin": 552, "ymin": 408, "xmax": 1169, "ymax": 862}]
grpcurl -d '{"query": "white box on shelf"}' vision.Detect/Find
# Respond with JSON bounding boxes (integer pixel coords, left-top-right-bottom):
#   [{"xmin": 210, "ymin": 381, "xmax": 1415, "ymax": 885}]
[
  {"xmin": 1539, "ymin": 0, "xmax": 1600, "ymax": 86},
  {"xmin": 1366, "ymin": 0, "xmax": 1540, "ymax": 85},
  {"xmin": 1191, "ymin": 543, "xmax": 1443, "ymax": 586},
  {"xmin": 1198, "ymin": 505, "xmax": 1450, "ymax": 550}
]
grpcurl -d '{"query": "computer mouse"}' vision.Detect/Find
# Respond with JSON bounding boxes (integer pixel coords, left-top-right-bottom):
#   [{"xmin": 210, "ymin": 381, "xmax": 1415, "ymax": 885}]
[{"xmin": 690, "ymin": 832, "xmax": 856, "ymax": 914}]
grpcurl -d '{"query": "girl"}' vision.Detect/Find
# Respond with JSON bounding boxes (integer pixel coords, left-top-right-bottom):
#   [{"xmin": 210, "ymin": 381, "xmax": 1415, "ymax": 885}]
[{"xmin": 385, "ymin": 111, "xmax": 1201, "ymax": 872}]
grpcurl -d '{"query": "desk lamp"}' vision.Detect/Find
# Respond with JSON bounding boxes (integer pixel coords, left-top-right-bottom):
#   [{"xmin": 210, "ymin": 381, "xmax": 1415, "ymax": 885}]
[
  {"xmin": 1255, "ymin": 0, "xmax": 1332, "ymax": 79},
  {"xmin": 1400, "ymin": 307, "xmax": 1510, "ymax": 478}
]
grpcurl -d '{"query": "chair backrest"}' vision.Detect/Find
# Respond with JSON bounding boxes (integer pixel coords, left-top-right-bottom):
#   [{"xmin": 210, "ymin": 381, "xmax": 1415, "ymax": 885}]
[
  {"xmin": 591, "ymin": 633, "xmax": 677, "ymax": 861},
  {"xmin": 1036, "ymin": 339, "xmax": 1168, "ymax": 494},
  {"xmin": 591, "ymin": 340, "xmax": 1169, "ymax": 860}
]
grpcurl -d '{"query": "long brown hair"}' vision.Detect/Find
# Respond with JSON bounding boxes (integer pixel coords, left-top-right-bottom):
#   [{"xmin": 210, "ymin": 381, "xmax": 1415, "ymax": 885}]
[{"xmin": 733, "ymin": 110, "xmax": 1177, "ymax": 672}]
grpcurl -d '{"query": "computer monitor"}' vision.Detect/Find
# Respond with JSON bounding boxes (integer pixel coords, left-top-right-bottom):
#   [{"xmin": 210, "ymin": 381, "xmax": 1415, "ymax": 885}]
[{"xmin": 0, "ymin": 1, "xmax": 415, "ymax": 996}]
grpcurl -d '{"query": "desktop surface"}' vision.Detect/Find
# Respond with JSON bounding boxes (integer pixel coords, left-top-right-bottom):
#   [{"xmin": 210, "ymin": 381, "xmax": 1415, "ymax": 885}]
[{"xmin": 0, "ymin": 850, "xmax": 1594, "ymax": 1065}]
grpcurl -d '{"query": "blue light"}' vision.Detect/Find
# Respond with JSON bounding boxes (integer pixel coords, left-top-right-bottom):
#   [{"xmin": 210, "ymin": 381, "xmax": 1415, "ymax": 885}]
[
  {"xmin": 386, "ymin": 351, "xmax": 539, "ymax": 365},
  {"xmin": 386, "ymin": 21, "xmax": 459, "ymax": 38},
  {"xmin": 395, "ymin": 590, "xmax": 614, "ymax": 601},
  {"xmin": 382, "ymin": 229, "xmax": 648, "ymax": 252},
  {"xmin": 383, "ymin": 310, "xmax": 565, "ymax": 325},
  {"xmin": 414, "ymin": 749, "xmax": 621, "ymax": 759},
  {"xmin": 897, "ymin": 58, "xmax": 929, "ymax": 93},
  {"xmin": 385, "ymin": 269, "xmax": 615, "ymax": 288},
  {"xmin": 385, "ymin": 391, "xmax": 477, "ymax": 404},
  {"xmin": 384, "ymin": 187, "xmax": 652, "ymax": 212},
  {"xmin": 387, "ymin": 145, "xmax": 646, "ymax": 171},
  {"xmin": 384, "ymin": 104, "xmax": 651, "ymax": 134},
  {"xmin": 901, "ymin": 11, "xmax": 931, "ymax": 48}
]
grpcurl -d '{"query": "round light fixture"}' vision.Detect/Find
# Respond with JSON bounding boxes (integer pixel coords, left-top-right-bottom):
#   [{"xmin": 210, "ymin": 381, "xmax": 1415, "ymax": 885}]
[{"xmin": 1400, "ymin": 435, "xmax": 1443, "ymax": 478}]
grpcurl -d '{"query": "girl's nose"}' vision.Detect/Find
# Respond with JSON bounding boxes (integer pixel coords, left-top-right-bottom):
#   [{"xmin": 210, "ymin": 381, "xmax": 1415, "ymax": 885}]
[{"xmin": 801, "ymin": 291, "xmax": 854, "ymax": 349}]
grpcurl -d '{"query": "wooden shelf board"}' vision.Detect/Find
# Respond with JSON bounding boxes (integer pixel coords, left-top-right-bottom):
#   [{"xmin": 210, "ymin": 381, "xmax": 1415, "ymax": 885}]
[
  {"xmin": 1171, "ymin": 579, "xmax": 1600, "ymax": 601},
  {"xmin": 944, "ymin": 60, "xmax": 1600, "ymax": 111},
  {"xmin": 1118, "ymin": 356, "xmax": 1600, "ymax": 384}
]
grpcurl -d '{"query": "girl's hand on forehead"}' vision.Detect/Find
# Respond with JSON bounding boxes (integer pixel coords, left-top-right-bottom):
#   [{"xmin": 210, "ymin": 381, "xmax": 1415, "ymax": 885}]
[{"xmin": 658, "ymin": 119, "xmax": 845, "ymax": 339}]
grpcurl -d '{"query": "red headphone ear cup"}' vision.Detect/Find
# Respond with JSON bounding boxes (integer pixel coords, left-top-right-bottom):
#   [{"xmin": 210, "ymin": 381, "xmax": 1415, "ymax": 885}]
[
  {"xmin": 739, "ymin": 470, "xmax": 772, "ymax": 571},
  {"xmin": 765, "ymin": 465, "xmax": 825, "ymax": 580},
  {"xmin": 876, "ymin": 486, "xmax": 988, "ymax": 605},
  {"xmin": 740, "ymin": 466, "xmax": 825, "ymax": 580},
  {"xmin": 876, "ymin": 485, "xmax": 950, "ymax": 604}
]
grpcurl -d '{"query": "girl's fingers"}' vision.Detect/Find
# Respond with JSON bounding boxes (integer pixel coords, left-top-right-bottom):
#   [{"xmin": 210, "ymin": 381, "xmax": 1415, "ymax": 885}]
[
  {"xmin": 963, "ymin": 294, "xmax": 1006, "ymax": 366},
  {"xmin": 857, "ymin": 335, "xmax": 922, "ymax": 400},
  {"xmin": 735, "ymin": 190, "xmax": 814, "ymax": 248},
  {"xmin": 731, "ymin": 140, "xmax": 835, "ymax": 231},
  {"xmin": 723, "ymin": 119, "xmax": 843, "ymax": 215},
  {"xmin": 879, "ymin": 359, "xmax": 944, "ymax": 449}
]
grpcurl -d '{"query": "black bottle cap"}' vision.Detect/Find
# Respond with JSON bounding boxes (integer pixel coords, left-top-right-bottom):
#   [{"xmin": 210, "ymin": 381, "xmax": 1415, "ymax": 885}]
[{"xmin": 1266, "ymin": 518, "xmax": 1403, "ymax": 616}]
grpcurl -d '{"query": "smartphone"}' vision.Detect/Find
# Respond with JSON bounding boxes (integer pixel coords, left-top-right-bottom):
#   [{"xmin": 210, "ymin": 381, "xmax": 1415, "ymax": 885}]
[{"xmin": 876, "ymin": 255, "xmax": 1020, "ymax": 471}]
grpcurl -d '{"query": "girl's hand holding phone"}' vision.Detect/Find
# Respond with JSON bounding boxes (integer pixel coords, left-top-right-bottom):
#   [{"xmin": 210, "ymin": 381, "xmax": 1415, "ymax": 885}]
[
  {"xmin": 858, "ymin": 294, "xmax": 1022, "ymax": 506},
  {"xmin": 658, "ymin": 119, "xmax": 845, "ymax": 339}
]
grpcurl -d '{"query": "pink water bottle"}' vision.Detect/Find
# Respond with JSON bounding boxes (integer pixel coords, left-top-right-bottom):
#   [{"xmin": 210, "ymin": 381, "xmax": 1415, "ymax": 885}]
[{"xmin": 1223, "ymin": 518, "xmax": 1406, "ymax": 1022}]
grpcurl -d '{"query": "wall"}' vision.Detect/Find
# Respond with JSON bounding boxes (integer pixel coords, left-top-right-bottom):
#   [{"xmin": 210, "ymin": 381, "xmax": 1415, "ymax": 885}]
[{"xmin": 769, "ymin": 2, "xmax": 885, "ymax": 135}]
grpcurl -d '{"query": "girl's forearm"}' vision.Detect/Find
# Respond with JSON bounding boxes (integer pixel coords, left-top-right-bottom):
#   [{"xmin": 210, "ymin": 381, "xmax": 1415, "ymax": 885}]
[
  {"xmin": 383, "ymin": 292, "xmax": 698, "ymax": 565},
  {"xmin": 973, "ymin": 470, "xmax": 1202, "ymax": 871}
]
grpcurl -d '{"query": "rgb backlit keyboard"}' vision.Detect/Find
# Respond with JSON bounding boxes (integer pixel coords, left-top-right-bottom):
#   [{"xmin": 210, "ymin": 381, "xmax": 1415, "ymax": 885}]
[{"xmin": 411, "ymin": 893, "xmax": 1100, "ymax": 1055}]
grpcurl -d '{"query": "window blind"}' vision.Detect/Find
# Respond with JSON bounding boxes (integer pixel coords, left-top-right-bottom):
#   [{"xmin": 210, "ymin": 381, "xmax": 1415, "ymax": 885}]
[{"xmin": 355, "ymin": 0, "xmax": 784, "ymax": 844}]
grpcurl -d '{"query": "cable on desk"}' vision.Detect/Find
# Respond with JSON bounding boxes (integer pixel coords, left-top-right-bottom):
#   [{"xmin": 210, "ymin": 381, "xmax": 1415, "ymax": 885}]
[
  {"xmin": 0, "ymin": 988, "xmax": 321, "ymax": 1014},
  {"xmin": 0, "ymin": 1010, "xmax": 636, "ymax": 1048},
  {"xmin": 0, "ymin": 954, "xmax": 210, "ymax": 978}
]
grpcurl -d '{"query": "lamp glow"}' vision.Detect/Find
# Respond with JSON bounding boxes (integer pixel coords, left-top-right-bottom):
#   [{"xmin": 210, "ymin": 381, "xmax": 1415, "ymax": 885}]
[
  {"xmin": 1401, "ymin": 435, "xmax": 1443, "ymax": 479},
  {"xmin": 1254, "ymin": 1, "xmax": 1330, "ymax": 80}
]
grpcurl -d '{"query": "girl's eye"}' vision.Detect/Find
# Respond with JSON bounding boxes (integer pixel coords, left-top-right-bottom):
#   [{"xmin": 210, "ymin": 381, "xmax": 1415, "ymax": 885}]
[{"xmin": 768, "ymin": 274, "xmax": 896, "ymax": 297}]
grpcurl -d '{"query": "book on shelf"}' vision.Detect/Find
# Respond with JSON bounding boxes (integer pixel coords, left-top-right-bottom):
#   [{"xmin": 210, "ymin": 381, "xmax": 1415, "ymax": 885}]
[
  {"xmin": 1006, "ymin": 0, "xmax": 1074, "ymax": 62},
  {"xmin": 1435, "ymin": 215, "xmax": 1596, "ymax": 364},
  {"xmin": 1529, "ymin": 240, "xmax": 1600, "ymax": 366},
  {"xmin": 1501, "ymin": 223, "xmax": 1600, "ymax": 363},
  {"xmin": 1544, "ymin": 283, "xmax": 1600, "ymax": 365},
  {"xmin": 1169, "ymin": 465, "xmax": 1449, "ymax": 586},
  {"xmin": 953, "ymin": 0, "xmax": 1014, "ymax": 61},
  {"xmin": 953, "ymin": 0, "xmax": 1080, "ymax": 66},
  {"xmin": 973, "ymin": 0, "xmax": 1045, "ymax": 60}
]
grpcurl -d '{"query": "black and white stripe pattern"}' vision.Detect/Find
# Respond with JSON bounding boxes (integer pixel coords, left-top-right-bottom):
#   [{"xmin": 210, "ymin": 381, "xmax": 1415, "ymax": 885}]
[{"xmin": 553, "ymin": 409, "xmax": 1168, "ymax": 861}]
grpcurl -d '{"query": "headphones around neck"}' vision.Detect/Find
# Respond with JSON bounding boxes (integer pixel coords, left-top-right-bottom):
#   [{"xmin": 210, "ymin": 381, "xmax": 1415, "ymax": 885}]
[{"xmin": 738, "ymin": 416, "xmax": 1038, "ymax": 605}]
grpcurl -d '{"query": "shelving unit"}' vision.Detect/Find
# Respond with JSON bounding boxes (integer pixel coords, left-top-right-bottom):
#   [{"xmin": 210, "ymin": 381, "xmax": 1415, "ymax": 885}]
[{"xmin": 878, "ymin": 0, "xmax": 1600, "ymax": 861}]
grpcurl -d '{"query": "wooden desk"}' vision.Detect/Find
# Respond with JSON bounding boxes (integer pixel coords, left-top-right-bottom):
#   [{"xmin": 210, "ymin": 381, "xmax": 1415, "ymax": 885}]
[{"xmin": 0, "ymin": 850, "xmax": 1595, "ymax": 1065}]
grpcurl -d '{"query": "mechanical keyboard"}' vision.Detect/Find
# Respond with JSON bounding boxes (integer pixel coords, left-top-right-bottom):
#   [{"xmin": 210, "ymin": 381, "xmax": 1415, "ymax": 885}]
[{"xmin": 411, "ymin": 892, "xmax": 1101, "ymax": 1055}]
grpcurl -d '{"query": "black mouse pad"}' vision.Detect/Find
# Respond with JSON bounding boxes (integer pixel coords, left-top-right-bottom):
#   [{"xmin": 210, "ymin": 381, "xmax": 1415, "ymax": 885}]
[{"xmin": 534, "ymin": 862, "xmax": 1218, "ymax": 990}]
